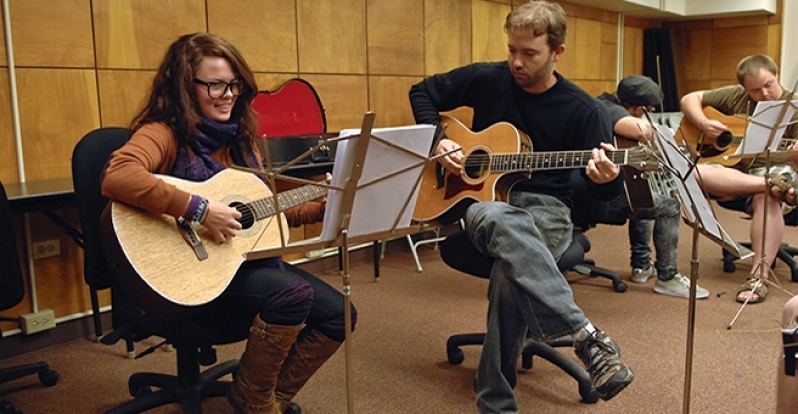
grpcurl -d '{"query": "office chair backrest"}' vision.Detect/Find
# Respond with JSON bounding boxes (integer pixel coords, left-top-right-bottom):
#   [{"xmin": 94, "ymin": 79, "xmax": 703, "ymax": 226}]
[
  {"xmin": 0, "ymin": 182, "xmax": 25, "ymax": 311},
  {"xmin": 71, "ymin": 127, "xmax": 131, "ymax": 291}
]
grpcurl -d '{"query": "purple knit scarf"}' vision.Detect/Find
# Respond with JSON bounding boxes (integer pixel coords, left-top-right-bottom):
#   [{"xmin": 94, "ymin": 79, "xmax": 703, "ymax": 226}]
[
  {"xmin": 170, "ymin": 117, "xmax": 253, "ymax": 180},
  {"xmin": 171, "ymin": 117, "xmax": 284, "ymax": 270}
]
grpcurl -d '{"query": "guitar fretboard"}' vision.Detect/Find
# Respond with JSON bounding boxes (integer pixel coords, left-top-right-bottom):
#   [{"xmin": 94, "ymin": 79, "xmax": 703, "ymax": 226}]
[
  {"xmin": 483, "ymin": 150, "xmax": 630, "ymax": 172},
  {"xmin": 251, "ymin": 185, "xmax": 327, "ymax": 219}
]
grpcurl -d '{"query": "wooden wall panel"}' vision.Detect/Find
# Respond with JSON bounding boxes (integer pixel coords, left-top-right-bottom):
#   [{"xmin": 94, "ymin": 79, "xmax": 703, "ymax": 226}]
[
  {"xmin": 297, "ymin": 0, "xmax": 367, "ymax": 74},
  {"xmin": 600, "ymin": 21, "xmax": 618, "ymax": 81},
  {"xmin": 16, "ymin": 68, "xmax": 99, "ymax": 181},
  {"xmin": 423, "ymin": 0, "xmax": 471, "ymax": 76},
  {"xmin": 556, "ymin": 15, "xmax": 577, "ymax": 78},
  {"xmin": 26, "ymin": 210, "xmax": 103, "ymax": 316},
  {"xmin": 300, "ymin": 75, "xmax": 368, "ymax": 133},
  {"xmin": 0, "ymin": 70, "xmax": 18, "ymax": 184},
  {"xmin": 208, "ymin": 0, "xmax": 298, "ymax": 74},
  {"xmin": 471, "ymin": 0, "xmax": 510, "ymax": 63},
  {"xmin": 710, "ymin": 26, "xmax": 769, "ymax": 80},
  {"xmin": 97, "ymin": 70, "xmax": 155, "ymax": 128},
  {"xmin": 368, "ymin": 76, "xmax": 422, "ymax": 128},
  {"xmin": 9, "ymin": 0, "xmax": 94, "ymax": 68},
  {"xmin": 254, "ymin": 73, "xmax": 299, "ymax": 94},
  {"xmin": 676, "ymin": 29, "xmax": 713, "ymax": 82},
  {"xmin": 93, "ymin": 0, "xmax": 206, "ymax": 69},
  {"xmin": 0, "ymin": 15, "xmax": 6, "ymax": 66},
  {"xmin": 572, "ymin": 18, "xmax": 603, "ymax": 80},
  {"xmin": 622, "ymin": 27, "xmax": 645, "ymax": 78},
  {"xmin": 367, "ymin": 0, "xmax": 424, "ymax": 76}
]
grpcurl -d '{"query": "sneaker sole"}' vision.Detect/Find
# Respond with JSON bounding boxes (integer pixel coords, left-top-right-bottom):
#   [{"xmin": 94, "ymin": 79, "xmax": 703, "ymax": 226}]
[
  {"xmin": 653, "ymin": 286, "xmax": 709, "ymax": 299},
  {"xmin": 597, "ymin": 368, "xmax": 635, "ymax": 401},
  {"xmin": 630, "ymin": 276, "xmax": 651, "ymax": 284}
]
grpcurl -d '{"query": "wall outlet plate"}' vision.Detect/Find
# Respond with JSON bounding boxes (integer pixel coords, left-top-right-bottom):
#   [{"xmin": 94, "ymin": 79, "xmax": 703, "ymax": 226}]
[
  {"xmin": 31, "ymin": 239, "xmax": 61, "ymax": 259},
  {"xmin": 21, "ymin": 309, "xmax": 56, "ymax": 334}
]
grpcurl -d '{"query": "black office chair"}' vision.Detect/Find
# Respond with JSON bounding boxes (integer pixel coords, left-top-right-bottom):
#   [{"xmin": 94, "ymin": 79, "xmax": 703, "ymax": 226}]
[
  {"xmin": 719, "ymin": 197, "xmax": 798, "ymax": 282},
  {"xmin": 440, "ymin": 171, "xmax": 625, "ymax": 404},
  {"xmin": 71, "ymin": 127, "xmax": 250, "ymax": 414},
  {"xmin": 1, "ymin": 182, "xmax": 60, "ymax": 414}
]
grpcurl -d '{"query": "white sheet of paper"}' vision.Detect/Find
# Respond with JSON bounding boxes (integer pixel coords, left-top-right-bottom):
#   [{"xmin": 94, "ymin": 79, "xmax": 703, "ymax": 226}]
[
  {"xmin": 653, "ymin": 124, "xmax": 749, "ymax": 258},
  {"xmin": 321, "ymin": 124, "xmax": 435, "ymax": 242},
  {"xmin": 735, "ymin": 100, "xmax": 798, "ymax": 156}
]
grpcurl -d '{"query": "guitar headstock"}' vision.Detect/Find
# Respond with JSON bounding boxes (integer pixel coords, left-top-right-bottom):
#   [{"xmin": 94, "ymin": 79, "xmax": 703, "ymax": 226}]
[{"xmin": 624, "ymin": 145, "xmax": 660, "ymax": 172}]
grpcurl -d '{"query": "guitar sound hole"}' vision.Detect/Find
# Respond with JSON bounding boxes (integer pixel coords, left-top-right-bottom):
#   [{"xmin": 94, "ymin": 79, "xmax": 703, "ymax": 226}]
[
  {"xmin": 463, "ymin": 149, "xmax": 490, "ymax": 181},
  {"xmin": 231, "ymin": 202, "xmax": 255, "ymax": 229},
  {"xmin": 715, "ymin": 131, "xmax": 733, "ymax": 149}
]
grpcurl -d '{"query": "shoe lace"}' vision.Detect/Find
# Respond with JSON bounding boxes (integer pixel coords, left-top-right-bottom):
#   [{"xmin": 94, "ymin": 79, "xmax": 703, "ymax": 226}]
[{"xmin": 581, "ymin": 335, "xmax": 620, "ymax": 378}]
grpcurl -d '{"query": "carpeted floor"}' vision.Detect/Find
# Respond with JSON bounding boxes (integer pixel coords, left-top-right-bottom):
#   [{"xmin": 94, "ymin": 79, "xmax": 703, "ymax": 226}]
[{"xmin": 1, "ymin": 202, "xmax": 795, "ymax": 413}]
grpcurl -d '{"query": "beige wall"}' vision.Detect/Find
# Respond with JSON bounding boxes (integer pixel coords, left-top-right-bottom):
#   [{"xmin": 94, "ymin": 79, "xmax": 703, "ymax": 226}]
[{"xmin": 0, "ymin": 0, "xmax": 776, "ymax": 330}]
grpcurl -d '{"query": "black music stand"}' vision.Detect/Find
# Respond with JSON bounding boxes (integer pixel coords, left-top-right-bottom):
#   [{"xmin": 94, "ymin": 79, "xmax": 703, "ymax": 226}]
[
  {"xmin": 719, "ymin": 97, "xmax": 798, "ymax": 326},
  {"xmin": 646, "ymin": 122, "xmax": 748, "ymax": 414},
  {"xmin": 244, "ymin": 112, "xmax": 436, "ymax": 413}
]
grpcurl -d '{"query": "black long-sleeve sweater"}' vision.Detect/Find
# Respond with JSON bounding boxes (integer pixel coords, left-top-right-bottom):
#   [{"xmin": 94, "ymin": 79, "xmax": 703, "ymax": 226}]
[{"xmin": 409, "ymin": 61, "xmax": 624, "ymax": 207}]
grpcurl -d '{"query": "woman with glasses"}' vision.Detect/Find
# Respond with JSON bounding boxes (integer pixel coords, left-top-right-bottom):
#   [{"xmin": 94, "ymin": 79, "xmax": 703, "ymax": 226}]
[{"xmin": 102, "ymin": 32, "xmax": 355, "ymax": 414}]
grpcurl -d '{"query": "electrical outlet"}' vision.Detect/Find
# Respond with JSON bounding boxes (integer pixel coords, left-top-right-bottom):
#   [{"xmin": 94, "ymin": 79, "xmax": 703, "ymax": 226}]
[
  {"xmin": 21, "ymin": 309, "xmax": 56, "ymax": 334},
  {"xmin": 32, "ymin": 239, "xmax": 61, "ymax": 259}
]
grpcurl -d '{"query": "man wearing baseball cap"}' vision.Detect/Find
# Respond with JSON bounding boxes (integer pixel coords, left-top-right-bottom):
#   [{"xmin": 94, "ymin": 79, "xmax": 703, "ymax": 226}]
[{"xmin": 596, "ymin": 76, "xmax": 709, "ymax": 299}]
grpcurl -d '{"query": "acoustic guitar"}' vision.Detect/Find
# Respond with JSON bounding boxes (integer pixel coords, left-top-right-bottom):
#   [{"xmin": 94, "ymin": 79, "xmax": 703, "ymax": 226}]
[
  {"xmin": 100, "ymin": 168, "xmax": 327, "ymax": 317},
  {"xmin": 614, "ymin": 135, "xmax": 655, "ymax": 211},
  {"xmin": 676, "ymin": 106, "xmax": 748, "ymax": 166},
  {"xmin": 411, "ymin": 115, "xmax": 661, "ymax": 224}
]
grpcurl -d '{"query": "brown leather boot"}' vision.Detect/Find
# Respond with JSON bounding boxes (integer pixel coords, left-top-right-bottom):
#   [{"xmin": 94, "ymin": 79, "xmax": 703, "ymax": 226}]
[
  {"xmin": 228, "ymin": 314, "xmax": 304, "ymax": 414},
  {"xmin": 275, "ymin": 328, "xmax": 343, "ymax": 412}
]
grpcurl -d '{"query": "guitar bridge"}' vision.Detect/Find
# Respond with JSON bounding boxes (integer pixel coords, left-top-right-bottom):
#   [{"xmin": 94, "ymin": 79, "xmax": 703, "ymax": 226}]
[{"xmin": 177, "ymin": 218, "xmax": 209, "ymax": 261}]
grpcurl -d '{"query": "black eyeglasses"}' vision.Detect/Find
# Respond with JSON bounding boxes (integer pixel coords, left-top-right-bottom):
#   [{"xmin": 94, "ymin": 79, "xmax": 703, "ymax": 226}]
[{"xmin": 193, "ymin": 79, "xmax": 243, "ymax": 99}]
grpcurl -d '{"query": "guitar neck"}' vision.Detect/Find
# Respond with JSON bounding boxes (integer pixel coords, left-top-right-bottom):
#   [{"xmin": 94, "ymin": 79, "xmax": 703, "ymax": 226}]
[
  {"xmin": 250, "ymin": 185, "xmax": 327, "ymax": 220},
  {"xmin": 485, "ymin": 149, "xmax": 633, "ymax": 173}
]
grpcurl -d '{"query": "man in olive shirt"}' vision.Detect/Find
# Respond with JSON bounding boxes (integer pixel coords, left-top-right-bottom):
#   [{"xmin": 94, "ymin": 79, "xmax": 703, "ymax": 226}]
[{"xmin": 681, "ymin": 54, "xmax": 798, "ymax": 304}]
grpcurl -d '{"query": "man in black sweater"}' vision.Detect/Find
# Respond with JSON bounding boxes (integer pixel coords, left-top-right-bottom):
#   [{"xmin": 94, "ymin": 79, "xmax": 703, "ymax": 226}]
[{"xmin": 409, "ymin": 1, "xmax": 634, "ymax": 413}]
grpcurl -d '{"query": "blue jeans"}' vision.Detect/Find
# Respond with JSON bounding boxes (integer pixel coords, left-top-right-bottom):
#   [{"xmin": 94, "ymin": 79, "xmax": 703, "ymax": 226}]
[
  {"xmin": 609, "ymin": 193, "xmax": 681, "ymax": 280},
  {"xmin": 465, "ymin": 193, "xmax": 588, "ymax": 414}
]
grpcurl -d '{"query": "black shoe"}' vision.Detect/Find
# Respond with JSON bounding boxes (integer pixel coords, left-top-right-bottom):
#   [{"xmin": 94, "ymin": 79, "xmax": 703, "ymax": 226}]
[
  {"xmin": 574, "ymin": 329, "xmax": 634, "ymax": 401},
  {"xmin": 283, "ymin": 402, "xmax": 302, "ymax": 414}
]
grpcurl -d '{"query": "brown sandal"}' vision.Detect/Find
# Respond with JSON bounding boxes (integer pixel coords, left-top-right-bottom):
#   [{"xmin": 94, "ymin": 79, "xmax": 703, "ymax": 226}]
[
  {"xmin": 736, "ymin": 277, "xmax": 769, "ymax": 304},
  {"xmin": 767, "ymin": 173, "xmax": 798, "ymax": 207}
]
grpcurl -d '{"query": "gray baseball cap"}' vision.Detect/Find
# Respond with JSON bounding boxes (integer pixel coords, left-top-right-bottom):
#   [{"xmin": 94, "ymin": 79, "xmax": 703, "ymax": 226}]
[{"xmin": 617, "ymin": 75, "xmax": 663, "ymax": 107}]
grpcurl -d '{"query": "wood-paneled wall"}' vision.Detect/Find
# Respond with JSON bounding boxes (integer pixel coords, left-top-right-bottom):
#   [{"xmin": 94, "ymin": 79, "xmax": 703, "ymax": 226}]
[
  {"xmin": 0, "ymin": 0, "xmax": 780, "ymax": 332},
  {"xmin": 668, "ymin": 3, "xmax": 783, "ymax": 98}
]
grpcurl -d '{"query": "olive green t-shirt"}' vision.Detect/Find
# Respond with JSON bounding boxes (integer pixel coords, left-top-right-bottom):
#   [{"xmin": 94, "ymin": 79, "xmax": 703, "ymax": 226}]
[{"xmin": 702, "ymin": 84, "xmax": 797, "ymax": 138}]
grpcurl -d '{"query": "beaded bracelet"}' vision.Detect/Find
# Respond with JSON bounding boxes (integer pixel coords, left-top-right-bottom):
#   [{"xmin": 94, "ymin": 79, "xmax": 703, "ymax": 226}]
[
  {"xmin": 192, "ymin": 197, "xmax": 209, "ymax": 225},
  {"xmin": 183, "ymin": 194, "xmax": 201, "ymax": 221}
]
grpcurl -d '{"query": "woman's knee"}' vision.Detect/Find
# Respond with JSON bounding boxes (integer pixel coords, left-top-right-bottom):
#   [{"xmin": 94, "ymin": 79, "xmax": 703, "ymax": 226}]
[
  {"xmin": 259, "ymin": 280, "xmax": 314, "ymax": 325},
  {"xmin": 315, "ymin": 304, "xmax": 357, "ymax": 342}
]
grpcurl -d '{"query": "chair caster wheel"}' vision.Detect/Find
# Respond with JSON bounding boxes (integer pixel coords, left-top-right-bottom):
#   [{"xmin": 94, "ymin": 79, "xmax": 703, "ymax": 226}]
[
  {"xmin": 39, "ymin": 369, "xmax": 59, "ymax": 387},
  {"xmin": 614, "ymin": 281, "xmax": 627, "ymax": 292},
  {"xmin": 447, "ymin": 348, "xmax": 464, "ymax": 365},
  {"xmin": 579, "ymin": 386, "xmax": 599, "ymax": 404}
]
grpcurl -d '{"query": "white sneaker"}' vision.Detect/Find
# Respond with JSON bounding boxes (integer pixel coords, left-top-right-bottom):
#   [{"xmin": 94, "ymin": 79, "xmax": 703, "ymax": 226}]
[
  {"xmin": 631, "ymin": 263, "xmax": 654, "ymax": 284},
  {"xmin": 654, "ymin": 274, "xmax": 709, "ymax": 299}
]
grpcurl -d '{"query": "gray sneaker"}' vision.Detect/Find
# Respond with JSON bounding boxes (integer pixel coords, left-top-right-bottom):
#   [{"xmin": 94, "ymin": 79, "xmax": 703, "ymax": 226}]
[
  {"xmin": 631, "ymin": 263, "xmax": 654, "ymax": 284},
  {"xmin": 574, "ymin": 329, "xmax": 634, "ymax": 401},
  {"xmin": 654, "ymin": 273, "xmax": 709, "ymax": 299}
]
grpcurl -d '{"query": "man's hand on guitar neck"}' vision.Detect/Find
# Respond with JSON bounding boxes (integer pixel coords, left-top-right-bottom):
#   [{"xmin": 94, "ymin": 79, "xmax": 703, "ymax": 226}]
[
  {"xmin": 586, "ymin": 142, "xmax": 621, "ymax": 184},
  {"xmin": 434, "ymin": 138, "xmax": 464, "ymax": 175}
]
